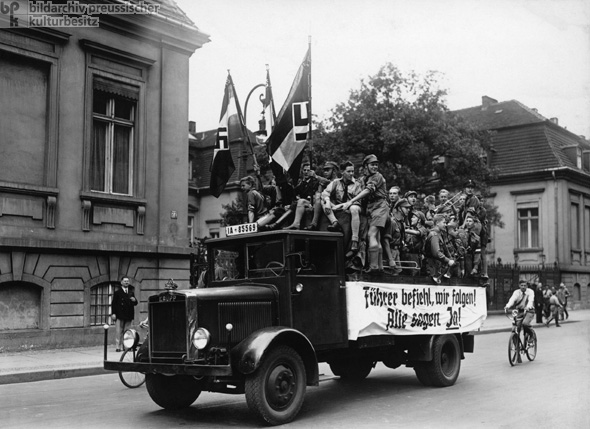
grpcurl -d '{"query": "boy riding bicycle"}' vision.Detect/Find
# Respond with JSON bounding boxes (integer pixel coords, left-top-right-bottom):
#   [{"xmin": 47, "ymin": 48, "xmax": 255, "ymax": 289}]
[{"xmin": 504, "ymin": 280, "xmax": 535, "ymax": 344}]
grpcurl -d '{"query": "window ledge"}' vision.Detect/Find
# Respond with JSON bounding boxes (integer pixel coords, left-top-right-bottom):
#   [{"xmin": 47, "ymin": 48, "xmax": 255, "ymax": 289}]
[
  {"xmin": 79, "ymin": 191, "xmax": 146, "ymax": 207},
  {"xmin": 0, "ymin": 181, "xmax": 59, "ymax": 197},
  {"xmin": 513, "ymin": 248, "xmax": 544, "ymax": 253}
]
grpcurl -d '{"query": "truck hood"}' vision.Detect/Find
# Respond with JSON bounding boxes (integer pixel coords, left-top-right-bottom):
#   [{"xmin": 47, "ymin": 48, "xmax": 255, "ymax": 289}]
[{"xmin": 169, "ymin": 284, "xmax": 278, "ymax": 301}]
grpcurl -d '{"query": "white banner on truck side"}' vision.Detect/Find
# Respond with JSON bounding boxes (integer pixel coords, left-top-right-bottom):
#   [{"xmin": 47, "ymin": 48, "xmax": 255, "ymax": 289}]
[{"xmin": 346, "ymin": 282, "xmax": 487, "ymax": 340}]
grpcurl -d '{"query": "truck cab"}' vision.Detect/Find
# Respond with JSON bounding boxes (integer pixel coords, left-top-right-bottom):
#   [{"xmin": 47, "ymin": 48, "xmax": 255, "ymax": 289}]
[{"xmin": 105, "ymin": 228, "xmax": 487, "ymax": 426}]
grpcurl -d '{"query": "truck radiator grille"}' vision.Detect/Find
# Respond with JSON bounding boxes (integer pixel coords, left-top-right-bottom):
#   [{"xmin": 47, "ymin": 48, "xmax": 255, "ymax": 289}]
[
  {"xmin": 149, "ymin": 300, "xmax": 187, "ymax": 359},
  {"xmin": 218, "ymin": 301, "xmax": 273, "ymax": 344}
]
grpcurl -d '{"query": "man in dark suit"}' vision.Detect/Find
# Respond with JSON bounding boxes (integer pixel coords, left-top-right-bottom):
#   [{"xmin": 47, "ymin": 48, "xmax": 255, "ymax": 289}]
[{"xmin": 110, "ymin": 276, "xmax": 137, "ymax": 352}]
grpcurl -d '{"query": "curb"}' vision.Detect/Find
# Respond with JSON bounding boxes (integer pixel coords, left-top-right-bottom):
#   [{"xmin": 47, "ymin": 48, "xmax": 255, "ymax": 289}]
[{"xmin": 0, "ymin": 366, "xmax": 108, "ymax": 385}]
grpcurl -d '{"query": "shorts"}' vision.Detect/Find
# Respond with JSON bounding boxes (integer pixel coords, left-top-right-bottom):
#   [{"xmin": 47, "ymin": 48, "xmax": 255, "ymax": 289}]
[{"xmin": 367, "ymin": 199, "xmax": 389, "ymax": 228}]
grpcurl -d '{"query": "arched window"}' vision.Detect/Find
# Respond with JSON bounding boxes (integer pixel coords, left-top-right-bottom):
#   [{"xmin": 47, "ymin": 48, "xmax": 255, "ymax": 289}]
[
  {"xmin": 90, "ymin": 282, "xmax": 115, "ymax": 326},
  {"xmin": 0, "ymin": 282, "xmax": 41, "ymax": 330}
]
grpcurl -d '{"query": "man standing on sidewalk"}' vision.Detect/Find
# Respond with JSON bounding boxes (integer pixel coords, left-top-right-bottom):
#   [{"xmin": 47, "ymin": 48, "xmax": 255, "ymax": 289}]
[
  {"xmin": 111, "ymin": 277, "xmax": 138, "ymax": 352},
  {"xmin": 533, "ymin": 283, "xmax": 544, "ymax": 323}
]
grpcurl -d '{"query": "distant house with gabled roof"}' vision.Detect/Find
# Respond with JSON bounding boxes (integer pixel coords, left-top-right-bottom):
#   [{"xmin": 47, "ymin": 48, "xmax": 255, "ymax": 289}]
[
  {"xmin": 454, "ymin": 96, "xmax": 590, "ymax": 309},
  {"xmin": 187, "ymin": 122, "xmax": 258, "ymax": 241}
]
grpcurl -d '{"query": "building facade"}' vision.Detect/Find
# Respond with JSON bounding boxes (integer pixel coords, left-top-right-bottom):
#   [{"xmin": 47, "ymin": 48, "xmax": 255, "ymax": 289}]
[
  {"xmin": 455, "ymin": 96, "xmax": 590, "ymax": 309},
  {"xmin": 188, "ymin": 122, "xmax": 258, "ymax": 243},
  {"xmin": 0, "ymin": 1, "xmax": 209, "ymax": 350}
]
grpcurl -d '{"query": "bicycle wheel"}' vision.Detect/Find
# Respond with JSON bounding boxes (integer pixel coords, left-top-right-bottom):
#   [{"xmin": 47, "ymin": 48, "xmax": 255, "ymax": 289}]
[
  {"xmin": 119, "ymin": 349, "xmax": 146, "ymax": 388},
  {"xmin": 508, "ymin": 332, "xmax": 519, "ymax": 366},
  {"xmin": 525, "ymin": 330, "xmax": 537, "ymax": 361}
]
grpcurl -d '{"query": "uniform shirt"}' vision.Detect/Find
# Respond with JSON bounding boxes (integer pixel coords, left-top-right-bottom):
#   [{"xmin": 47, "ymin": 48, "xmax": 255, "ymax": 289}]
[
  {"xmin": 293, "ymin": 177, "xmax": 319, "ymax": 202},
  {"xmin": 424, "ymin": 227, "xmax": 451, "ymax": 263},
  {"xmin": 506, "ymin": 288, "xmax": 535, "ymax": 312},
  {"xmin": 322, "ymin": 177, "xmax": 362, "ymax": 205},
  {"xmin": 247, "ymin": 189, "xmax": 267, "ymax": 219},
  {"xmin": 404, "ymin": 225, "xmax": 427, "ymax": 253},
  {"xmin": 363, "ymin": 172, "xmax": 388, "ymax": 203}
]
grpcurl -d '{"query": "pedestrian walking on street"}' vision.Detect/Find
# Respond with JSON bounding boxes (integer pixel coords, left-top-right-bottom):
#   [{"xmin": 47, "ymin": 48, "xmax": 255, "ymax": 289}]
[
  {"xmin": 545, "ymin": 289, "xmax": 563, "ymax": 327},
  {"xmin": 557, "ymin": 283, "xmax": 570, "ymax": 320},
  {"xmin": 111, "ymin": 276, "xmax": 138, "ymax": 351}
]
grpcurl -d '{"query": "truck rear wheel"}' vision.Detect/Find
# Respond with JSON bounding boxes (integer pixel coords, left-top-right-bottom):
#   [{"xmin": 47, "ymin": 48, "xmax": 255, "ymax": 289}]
[
  {"xmin": 245, "ymin": 345, "xmax": 306, "ymax": 426},
  {"xmin": 424, "ymin": 335, "xmax": 461, "ymax": 387},
  {"xmin": 329, "ymin": 358, "xmax": 374, "ymax": 381},
  {"xmin": 145, "ymin": 374, "xmax": 201, "ymax": 410}
]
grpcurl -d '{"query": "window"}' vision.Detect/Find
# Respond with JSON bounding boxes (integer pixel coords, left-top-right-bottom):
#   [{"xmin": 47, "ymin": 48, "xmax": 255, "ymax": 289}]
[
  {"xmin": 585, "ymin": 206, "xmax": 590, "ymax": 250},
  {"xmin": 0, "ymin": 51, "xmax": 49, "ymax": 185},
  {"xmin": 571, "ymin": 203, "xmax": 580, "ymax": 249},
  {"xmin": 518, "ymin": 206, "xmax": 539, "ymax": 248},
  {"xmin": 90, "ymin": 283, "xmax": 114, "ymax": 326},
  {"xmin": 91, "ymin": 80, "xmax": 137, "ymax": 195},
  {"xmin": 247, "ymin": 241, "xmax": 284, "ymax": 278},
  {"xmin": 188, "ymin": 155, "xmax": 194, "ymax": 181},
  {"xmin": 293, "ymin": 239, "xmax": 338, "ymax": 275},
  {"xmin": 188, "ymin": 215, "xmax": 194, "ymax": 245}
]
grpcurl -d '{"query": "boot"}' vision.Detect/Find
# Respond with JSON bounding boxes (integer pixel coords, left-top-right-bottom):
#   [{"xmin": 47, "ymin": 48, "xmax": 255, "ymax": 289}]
[{"xmin": 327, "ymin": 221, "xmax": 343, "ymax": 232}]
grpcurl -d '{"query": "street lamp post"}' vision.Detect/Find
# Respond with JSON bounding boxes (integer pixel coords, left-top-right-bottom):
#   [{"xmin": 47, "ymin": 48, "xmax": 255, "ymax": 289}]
[{"xmin": 244, "ymin": 83, "xmax": 269, "ymax": 139}]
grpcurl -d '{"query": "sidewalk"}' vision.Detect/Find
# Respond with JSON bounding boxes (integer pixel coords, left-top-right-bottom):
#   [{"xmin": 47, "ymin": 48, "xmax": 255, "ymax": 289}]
[{"xmin": 1, "ymin": 310, "xmax": 588, "ymax": 385}]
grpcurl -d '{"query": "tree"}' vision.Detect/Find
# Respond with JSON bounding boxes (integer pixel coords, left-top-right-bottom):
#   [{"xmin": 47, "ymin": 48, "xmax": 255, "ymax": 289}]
[
  {"xmin": 313, "ymin": 63, "xmax": 502, "ymax": 226},
  {"xmin": 220, "ymin": 198, "xmax": 246, "ymax": 226}
]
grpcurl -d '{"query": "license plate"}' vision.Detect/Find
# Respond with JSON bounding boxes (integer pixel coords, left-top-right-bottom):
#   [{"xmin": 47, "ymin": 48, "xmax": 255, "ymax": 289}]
[{"xmin": 225, "ymin": 222, "xmax": 258, "ymax": 236}]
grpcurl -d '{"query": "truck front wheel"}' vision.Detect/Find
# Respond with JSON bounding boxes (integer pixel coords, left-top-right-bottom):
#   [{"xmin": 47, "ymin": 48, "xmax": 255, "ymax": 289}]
[
  {"xmin": 424, "ymin": 335, "xmax": 461, "ymax": 387},
  {"xmin": 145, "ymin": 374, "xmax": 201, "ymax": 410},
  {"xmin": 245, "ymin": 345, "xmax": 306, "ymax": 426}
]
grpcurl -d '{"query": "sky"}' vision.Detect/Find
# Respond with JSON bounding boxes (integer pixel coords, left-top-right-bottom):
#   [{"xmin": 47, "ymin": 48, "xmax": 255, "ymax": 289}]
[{"xmin": 175, "ymin": 0, "xmax": 590, "ymax": 138}]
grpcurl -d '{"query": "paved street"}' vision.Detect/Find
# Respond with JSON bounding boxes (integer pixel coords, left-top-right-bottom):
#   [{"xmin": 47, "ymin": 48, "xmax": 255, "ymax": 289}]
[{"xmin": 1, "ymin": 318, "xmax": 588, "ymax": 429}]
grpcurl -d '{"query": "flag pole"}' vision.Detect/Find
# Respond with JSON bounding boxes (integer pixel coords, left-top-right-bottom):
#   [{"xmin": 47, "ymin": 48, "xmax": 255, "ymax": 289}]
[
  {"xmin": 307, "ymin": 36, "xmax": 313, "ymax": 169},
  {"xmin": 234, "ymin": 75, "xmax": 259, "ymax": 172}
]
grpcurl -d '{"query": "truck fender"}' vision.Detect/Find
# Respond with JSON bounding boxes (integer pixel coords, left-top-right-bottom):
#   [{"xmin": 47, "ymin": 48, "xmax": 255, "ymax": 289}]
[{"xmin": 231, "ymin": 326, "xmax": 319, "ymax": 386}]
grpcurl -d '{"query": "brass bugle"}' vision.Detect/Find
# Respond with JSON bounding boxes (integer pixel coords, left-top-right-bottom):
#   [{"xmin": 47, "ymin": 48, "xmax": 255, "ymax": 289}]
[{"xmin": 434, "ymin": 192, "xmax": 464, "ymax": 213}]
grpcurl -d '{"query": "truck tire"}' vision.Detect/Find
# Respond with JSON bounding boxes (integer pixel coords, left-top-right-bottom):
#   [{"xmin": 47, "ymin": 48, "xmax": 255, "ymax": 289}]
[
  {"xmin": 145, "ymin": 374, "xmax": 201, "ymax": 410},
  {"xmin": 424, "ymin": 335, "xmax": 461, "ymax": 387},
  {"xmin": 329, "ymin": 359, "xmax": 373, "ymax": 381},
  {"xmin": 245, "ymin": 345, "xmax": 306, "ymax": 426},
  {"xmin": 414, "ymin": 363, "xmax": 433, "ymax": 386}
]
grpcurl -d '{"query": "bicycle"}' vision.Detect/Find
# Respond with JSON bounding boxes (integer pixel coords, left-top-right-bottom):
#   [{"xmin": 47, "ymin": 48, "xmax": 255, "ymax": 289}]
[
  {"xmin": 505, "ymin": 309, "xmax": 537, "ymax": 366},
  {"xmin": 118, "ymin": 321, "xmax": 148, "ymax": 388}
]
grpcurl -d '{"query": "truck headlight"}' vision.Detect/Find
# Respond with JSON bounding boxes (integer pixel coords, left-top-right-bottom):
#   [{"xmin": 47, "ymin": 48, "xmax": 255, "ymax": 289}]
[
  {"xmin": 192, "ymin": 328, "xmax": 211, "ymax": 350},
  {"xmin": 123, "ymin": 329, "xmax": 140, "ymax": 350}
]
